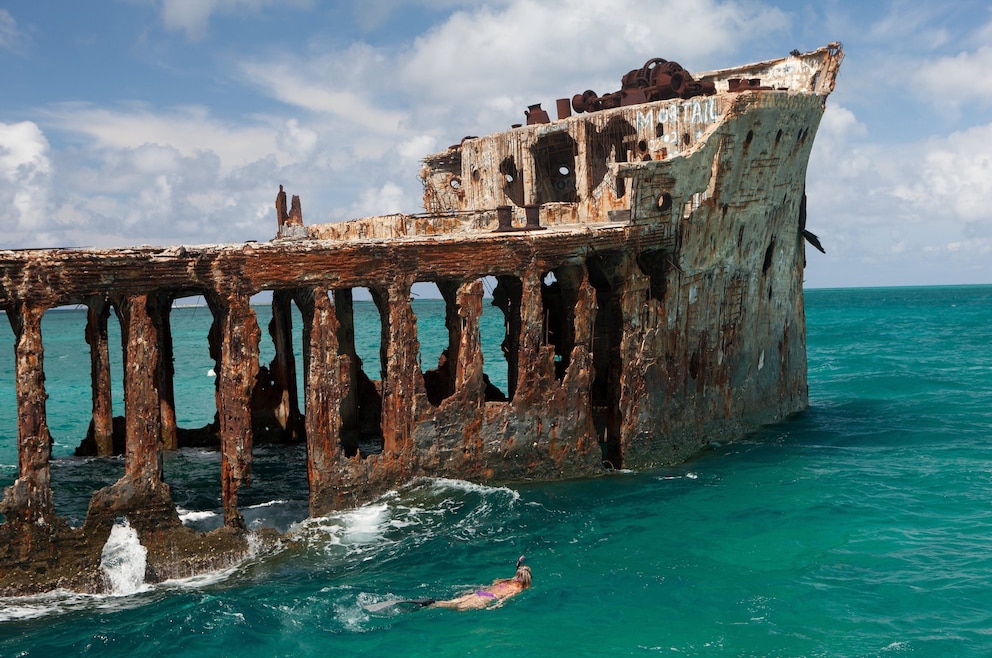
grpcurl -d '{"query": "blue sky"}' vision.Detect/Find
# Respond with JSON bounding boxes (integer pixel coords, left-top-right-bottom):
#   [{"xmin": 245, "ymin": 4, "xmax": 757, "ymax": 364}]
[{"xmin": 1, "ymin": 0, "xmax": 990, "ymax": 289}]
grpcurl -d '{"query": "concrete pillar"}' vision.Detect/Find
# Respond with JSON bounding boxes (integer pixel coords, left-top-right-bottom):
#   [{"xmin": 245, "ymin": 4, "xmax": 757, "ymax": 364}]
[
  {"xmin": 434, "ymin": 280, "xmax": 462, "ymax": 402},
  {"xmin": 492, "ymin": 275, "xmax": 522, "ymax": 400},
  {"xmin": 514, "ymin": 270, "xmax": 548, "ymax": 399},
  {"xmin": 293, "ymin": 288, "xmax": 315, "ymax": 397},
  {"xmin": 330, "ymin": 288, "xmax": 360, "ymax": 453},
  {"xmin": 80, "ymin": 294, "xmax": 180, "ymax": 540}
]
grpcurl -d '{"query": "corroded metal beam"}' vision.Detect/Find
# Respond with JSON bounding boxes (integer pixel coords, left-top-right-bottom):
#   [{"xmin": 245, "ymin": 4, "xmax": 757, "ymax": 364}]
[
  {"xmin": 208, "ymin": 291, "xmax": 260, "ymax": 529},
  {"xmin": 2, "ymin": 301, "xmax": 55, "ymax": 534},
  {"xmin": 0, "ymin": 44, "xmax": 843, "ymax": 596}
]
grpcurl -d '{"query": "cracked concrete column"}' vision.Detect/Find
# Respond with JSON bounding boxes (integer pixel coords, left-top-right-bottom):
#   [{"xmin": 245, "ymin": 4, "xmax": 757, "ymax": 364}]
[
  {"xmin": 331, "ymin": 288, "xmax": 360, "ymax": 453},
  {"xmin": 80, "ymin": 294, "xmax": 180, "ymax": 541},
  {"xmin": 491, "ymin": 275, "xmax": 522, "ymax": 400},
  {"xmin": 213, "ymin": 292, "xmax": 260, "ymax": 529}
]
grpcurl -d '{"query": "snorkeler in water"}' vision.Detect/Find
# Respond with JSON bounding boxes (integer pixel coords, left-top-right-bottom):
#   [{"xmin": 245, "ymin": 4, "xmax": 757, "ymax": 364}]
[
  {"xmin": 366, "ymin": 556, "xmax": 531, "ymax": 612},
  {"xmin": 431, "ymin": 556, "xmax": 531, "ymax": 610}
]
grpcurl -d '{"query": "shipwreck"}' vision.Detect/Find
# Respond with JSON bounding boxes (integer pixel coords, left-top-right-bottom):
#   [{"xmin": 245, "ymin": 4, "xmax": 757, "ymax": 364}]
[{"xmin": 0, "ymin": 44, "xmax": 842, "ymax": 595}]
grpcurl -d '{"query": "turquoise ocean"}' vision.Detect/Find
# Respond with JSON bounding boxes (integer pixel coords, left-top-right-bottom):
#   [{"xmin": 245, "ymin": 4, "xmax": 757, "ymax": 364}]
[{"xmin": 1, "ymin": 285, "xmax": 991, "ymax": 656}]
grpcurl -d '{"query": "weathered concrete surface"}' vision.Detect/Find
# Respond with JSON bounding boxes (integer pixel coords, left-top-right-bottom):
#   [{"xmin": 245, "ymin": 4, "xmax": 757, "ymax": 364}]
[{"xmin": 0, "ymin": 44, "xmax": 842, "ymax": 595}]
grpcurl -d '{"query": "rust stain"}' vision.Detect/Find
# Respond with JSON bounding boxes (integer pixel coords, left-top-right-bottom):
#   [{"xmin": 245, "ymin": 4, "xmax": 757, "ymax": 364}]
[{"xmin": 0, "ymin": 44, "xmax": 843, "ymax": 596}]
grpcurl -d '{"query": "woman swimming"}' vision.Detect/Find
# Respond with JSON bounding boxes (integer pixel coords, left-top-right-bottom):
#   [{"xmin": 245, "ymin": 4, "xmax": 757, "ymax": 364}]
[{"xmin": 431, "ymin": 556, "xmax": 532, "ymax": 611}]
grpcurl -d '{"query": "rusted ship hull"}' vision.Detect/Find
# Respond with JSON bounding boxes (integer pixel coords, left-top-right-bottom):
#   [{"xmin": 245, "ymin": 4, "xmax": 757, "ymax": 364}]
[{"xmin": 0, "ymin": 45, "xmax": 842, "ymax": 595}]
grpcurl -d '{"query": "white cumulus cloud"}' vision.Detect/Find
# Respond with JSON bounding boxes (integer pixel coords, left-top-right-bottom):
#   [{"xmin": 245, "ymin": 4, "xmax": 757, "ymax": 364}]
[
  {"xmin": 400, "ymin": 0, "xmax": 789, "ymax": 104},
  {"xmin": 917, "ymin": 43, "xmax": 992, "ymax": 110},
  {"xmin": 901, "ymin": 123, "xmax": 992, "ymax": 221},
  {"xmin": 159, "ymin": 0, "xmax": 314, "ymax": 41},
  {"xmin": 0, "ymin": 9, "xmax": 25, "ymax": 54},
  {"xmin": 805, "ymin": 110, "xmax": 992, "ymax": 287},
  {"xmin": 0, "ymin": 121, "xmax": 53, "ymax": 237}
]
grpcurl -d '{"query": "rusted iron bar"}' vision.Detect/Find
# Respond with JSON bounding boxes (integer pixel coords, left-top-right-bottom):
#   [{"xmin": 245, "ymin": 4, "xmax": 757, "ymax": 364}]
[
  {"xmin": 210, "ymin": 292, "xmax": 260, "ymax": 529},
  {"xmin": 155, "ymin": 293, "xmax": 179, "ymax": 451},
  {"xmin": 268, "ymin": 290, "xmax": 303, "ymax": 439},
  {"xmin": 119, "ymin": 293, "xmax": 164, "ymax": 481},
  {"xmin": 1, "ymin": 302, "xmax": 55, "ymax": 540},
  {"xmin": 303, "ymin": 287, "xmax": 346, "ymax": 516},
  {"xmin": 378, "ymin": 280, "xmax": 425, "ymax": 455},
  {"xmin": 85, "ymin": 295, "xmax": 114, "ymax": 456}
]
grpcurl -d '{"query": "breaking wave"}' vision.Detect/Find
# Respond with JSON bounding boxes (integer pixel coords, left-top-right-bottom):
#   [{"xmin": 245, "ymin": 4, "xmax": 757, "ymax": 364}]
[
  {"xmin": 0, "ymin": 477, "xmax": 522, "ymax": 626},
  {"xmin": 100, "ymin": 518, "xmax": 149, "ymax": 596}
]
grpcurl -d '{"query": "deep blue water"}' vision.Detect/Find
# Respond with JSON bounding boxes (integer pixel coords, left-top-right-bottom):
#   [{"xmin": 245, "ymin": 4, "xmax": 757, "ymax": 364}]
[{"xmin": 1, "ymin": 285, "xmax": 991, "ymax": 657}]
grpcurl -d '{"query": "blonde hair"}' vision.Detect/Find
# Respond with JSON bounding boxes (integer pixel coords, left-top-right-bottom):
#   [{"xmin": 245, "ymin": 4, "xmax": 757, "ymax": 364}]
[{"xmin": 515, "ymin": 564, "xmax": 532, "ymax": 588}]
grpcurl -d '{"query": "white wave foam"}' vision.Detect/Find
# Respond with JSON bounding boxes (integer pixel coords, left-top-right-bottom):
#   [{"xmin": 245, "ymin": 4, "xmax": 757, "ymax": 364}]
[
  {"xmin": 0, "ymin": 529, "xmax": 277, "ymax": 622},
  {"xmin": 157, "ymin": 560, "xmax": 245, "ymax": 591},
  {"xmin": 0, "ymin": 590, "xmax": 110, "ymax": 622},
  {"xmin": 145, "ymin": 528, "xmax": 277, "ymax": 592},
  {"xmin": 343, "ymin": 503, "xmax": 389, "ymax": 542},
  {"xmin": 245, "ymin": 498, "xmax": 289, "ymax": 510},
  {"xmin": 291, "ymin": 498, "xmax": 399, "ymax": 553},
  {"xmin": 419, "ymin": 477, "xmax": 521, "ymax": 501},
  {"xmin": 100, "ymin": 518, "xmax": 150, "ymax": 596},
  {"xmin": 177, "ymin": 508, "xmax": 218, "ymax": 524},
  {"xmin": 336, "ymin": 598, "xmax": 371, "ymax": 631},
  {"xmin": 290, "ymin": 477, "xmax": 524, "ymax": 560}
]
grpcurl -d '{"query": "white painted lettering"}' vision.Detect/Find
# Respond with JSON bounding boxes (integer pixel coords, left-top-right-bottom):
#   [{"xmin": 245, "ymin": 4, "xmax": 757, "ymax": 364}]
[
  {"xmin": 636, "ymin": 109, "xmax": 654, "ymax": 132},
  {"xmin": 690, "ymin": 101, "xmax": 702, "ymax": 124}
]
